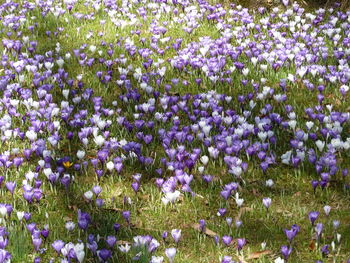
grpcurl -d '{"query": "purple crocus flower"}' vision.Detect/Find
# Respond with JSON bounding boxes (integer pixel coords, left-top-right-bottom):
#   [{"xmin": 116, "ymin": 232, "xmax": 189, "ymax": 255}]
[
  {"xmin": 5, "ymin": 182, "xmax": 16, "ymax": 195},
  {"xmin": 131, "ymin": 181, "xmax": 140, "ymax": 193},
  {"xmin": 41, "ymin": 227, "xmax": 49, "ymax": 239},
  {"xmin": 113, "ymin": 223, "xmax": 121, "ymax": 233},
  {"xmin": 321, "ymin": 244, "xmax": 329, "ymax": 257},
  {"xmin": 32, "ymin": 237, "xmax": 42, "ymax": 251},
  {"xmin": 95, "ymin": 169, "xmax": 104, "ymax": 180},
  {"xmin": 281, "ymin": 245, "xmax": 292, "ymax": 260},
  {"xmin": 281, "ymin": 0, "xmax": 289, "ymax": 6},
  {"xmin": 220, "ymin": 189, "xmax": 231, "ymax": 200},
  {"xmin": 222, "ymin": 235, "xmax": 232, "ymax": 246},
  {"xmin": 0, "ymin": 249, "xmax": 11, "ymax": 262},
  {"xmin": 106, "ymin": 236, "xmax": 117, "ymax": 248},
  {"xmin": 308, "ymin": 211, "xmax": 319, "ymax": 226},
  {"xmin": 26, "ymin": 223, "xmax": 36, "ymax": 234},
  {"xmin": 95, "ymin": 198, "xmax": 104, "ymax": 208},
  {"xmin": 24, "ymin": 212, "xmax": 31, "ymax": 221},
  {"xmin": 122, "ymin": 210, "xmax": 130, "ymax": 224},
  {"xmin": 115, "ymin": 162, "xmax": 123, "ymax": 174},
  {"xmin": 311, "ymin": 180, "xmax": 319, "ymax": 192},
  {"xmin": 199, "ymin": 219, "xmax": 206, "ymax": 232},
  {"xmin": 237, "ymin": 238, "xmax": 246, "ymax": 251},
  {"xmin": 217, "ymin": 208, "xmax": 227, "ymax": 217},
  {"xmin": 315, "ymin": 223, "xmax": 323, "ymax": 239},
  {"xmin": 98, "ymin": 249, "xmax": 112, "ymax": 262},
  {"xmin": 92, "ymin": 185, "xmax": 102, "ymax": 197},
  {"xmin": 221, "ymin": 256, "xmax": 234, "ymax": 263},
  {"xmin": 284, "ymin": 226, "xmax": 298, "ymax": 243},
  {"xmin": 171, "ymin": 229, "xmax": 181, "ymax": 244},
  {"xmin": 162, "ymin": 231, "xmax": 168, "ymax": 242},
  {"xmin": 0, "ymin": 235, "xmax": 8, "ymax": 249},
  {"xmin": 77, "ymin": 210, "xmax": 91, "ymax": 231},
  {"xmin": 52, "ymin": 240, "xmax": 65, "ymax": 255}
]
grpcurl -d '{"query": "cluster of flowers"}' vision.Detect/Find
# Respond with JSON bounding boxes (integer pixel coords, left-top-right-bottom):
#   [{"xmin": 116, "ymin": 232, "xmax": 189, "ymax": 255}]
[{"xmin": 0, "ymin": 0, "xmax": 349, "ymax": 262}]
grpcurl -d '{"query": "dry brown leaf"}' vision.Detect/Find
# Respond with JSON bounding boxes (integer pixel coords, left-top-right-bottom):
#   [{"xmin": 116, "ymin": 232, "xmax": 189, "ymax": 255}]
[
  {"xmin": 192, "ymin": 223, "xmax": 217, "ymax": 237},
  {"xmin": 309, "ymin": 240, "xmax": 315, "ymax": 251},
  {"xmin": 247, "ymin": 250, "xmax": 273, "ymax": 260}
]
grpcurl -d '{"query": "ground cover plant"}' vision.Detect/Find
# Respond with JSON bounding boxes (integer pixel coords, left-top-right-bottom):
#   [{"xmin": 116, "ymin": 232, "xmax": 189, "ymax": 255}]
[{"xmin": 0, "ymin": 0, "xmax": 350, "ymax": 262}]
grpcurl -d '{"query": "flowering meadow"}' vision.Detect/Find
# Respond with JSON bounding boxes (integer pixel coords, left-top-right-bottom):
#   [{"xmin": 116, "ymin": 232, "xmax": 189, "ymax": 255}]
[{"xmin": 0, "ymin": 0, "xmax": 350, "ymax": 262}]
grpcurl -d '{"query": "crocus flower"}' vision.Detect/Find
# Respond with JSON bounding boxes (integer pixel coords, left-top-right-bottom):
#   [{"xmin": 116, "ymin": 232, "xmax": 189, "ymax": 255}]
[
  {"xmin": 165, "ymin": 247, "xmax": 176, "ymax": 263},
  {"xmin": 235, "ymin": 220, "xmax": 243, "ymax": 228},
  {"xmin": 222, "ymin": 236, "xmax": 232, "ymax": 246},
  {"xmin": 5, "ymin": 182, "xmax": 16, "ymax": 195},
  {"xmin": 92, "ymin": 185, "xmax": 102, "ymax": 197},
  {"xmin": 237, "ymin": 238, "xmax": 246, "ymax": 251},
  {"xmin": 83, "ymin": 191, "xmax": 93, "ymax": 202},
  {"xmin": 308, "ymin": 211, "xmax": 319, "ymax": 226},
  {"xmin": 131, "ymin": 181, "xmax": 140, "ymax": 193},
  {"xmin": 77, "ymin": 210, "xmax": 91, "ymax": 231},
  {"xmin": 321, "ymin": 245, "xmax": 329, "ymax": 257},
  {"xmin": 284, "ymin": 227, "xmax": 298, "ymax": 243},
  {"xmin": 118, "ymin": 243, "xmax": 131, "ymax": 253},
  {"xmin": 263, "ymin": 197, "xmax": 272, "ymax": 210},
  {"xmin": 171, "ymin": 229, "xmax": 181, "ymax": 244},
  {"xmin": 114, "ymin": 223, "xmax": 121, "ymax": 233},
  {"xmin": 97, "ymin": 249, "xmax": 112, "ymax": 262},
  {"xmin": 122, "ymin": 210, "xmax": 131, "ymax": 224},
  {"xmin": 103, "ymin": 236, "xmax": 116, "ymax": 249},
  {"xmin": 32, "ymin": 237, "xmax": 42, "ymax": 251},
  {"xmin": 95, "ymin": 198, "xmax": 104, "ymax": 208},
  {"xmin": 315, "ymin": 223, "xmax": 323, "ymax": 239},
  {"xmin": 74, "ymin": 243, "xmax": 85, "ymax": 263},
  {"xmin": 199, "ymin": 219, "xmax": 206, "ymax": 232},
  {"xmin": 281, "ymin": 245, "xmax": 292, "ymax": 260},
  {"xmin": 162, "ymin": 231, "xmax": 168, "ymax": 242},
  {"xmin": 161, "ymin": 191, "xmax": 180, "ymax": 205},
  {"xmin": 226, "ymin": 217, "xmax": 232, "ymax": 227},
  {"xmin": 65, "ymin": 221, "xmax": 75, "ymax": 231},
  {"xmin": 323, "ymin": 206, "xmax": 331, "ymax": 216},
  {"xmin": 266, "ymin": 179, "xmax": 274, "ymax": 187},
  {"xmin": 52, "ymin": 240, "xmax": 65, "ymax": 255},
  {"xmin": 150, "ymin": 256, "xmax": 164, "ymax": 263},
  {"xmin": 333, "ymin": 220, "xmax": 340, "ymax": 230}
]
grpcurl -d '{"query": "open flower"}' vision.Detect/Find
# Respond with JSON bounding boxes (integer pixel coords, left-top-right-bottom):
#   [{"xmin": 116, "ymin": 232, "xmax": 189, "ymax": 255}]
[{"xmin": 165, "ymin": 247, "xmax": 176, "ymax": 263}]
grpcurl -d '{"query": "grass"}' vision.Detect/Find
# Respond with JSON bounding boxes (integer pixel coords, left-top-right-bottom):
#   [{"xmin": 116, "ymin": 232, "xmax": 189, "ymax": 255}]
[{"xmin": 1, "ymin": 0, "xmax": 350, "ymax": 263}]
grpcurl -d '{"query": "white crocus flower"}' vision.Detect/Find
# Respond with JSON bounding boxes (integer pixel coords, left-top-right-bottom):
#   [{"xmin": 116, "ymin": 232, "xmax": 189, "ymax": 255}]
[
  {"xmin": 315, "ymin": 140, "xmax": 325, "ymax": 151},
  {"xmin": 200, "ymin": 156, "xmax": 209, "ymax": 166},
  {"xmin": 118, "ymin": 243, "xmax": 131, "ymax": 253},
  {"xmin": 161, "ymin": 191, "xmax": 181, "ymax": 205},
  {"xmin": 165, "ymin": 248, "xmax": 176, "ymax": 263}
]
